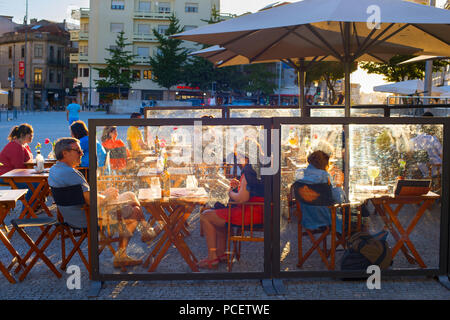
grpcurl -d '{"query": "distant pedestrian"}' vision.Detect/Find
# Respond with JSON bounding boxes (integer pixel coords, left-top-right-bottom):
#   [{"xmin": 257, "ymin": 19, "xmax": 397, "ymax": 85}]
[{"xmin": 66, "ymin": 99, "xmax": 81, "ymax": 125}]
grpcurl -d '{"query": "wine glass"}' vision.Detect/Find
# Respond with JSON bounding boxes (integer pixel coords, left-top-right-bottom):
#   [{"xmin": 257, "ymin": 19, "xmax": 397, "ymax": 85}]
[{"xmin": 367, "ymin": 165, "xmax": 380, "ymax": 189}]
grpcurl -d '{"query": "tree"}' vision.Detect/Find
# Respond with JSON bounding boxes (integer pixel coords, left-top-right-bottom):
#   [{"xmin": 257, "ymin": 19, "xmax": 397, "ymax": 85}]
[
  {"xmin": 148, "ymin": 14, "xmax": 189, "ymax": 99},
  {"xmin": 305, "ymin": 61, "xmax": 358, "ymax": 104},
  {"xmin": 359, "ymin": 54, "xmax": 449, "ymax": 82},
  {"xmin": 94, "ymin": 31, "xmax": 138, "ymax": 99},
  {"xmin": 242, "ymin": 64, "xmax": 277, "ymax": 102}
]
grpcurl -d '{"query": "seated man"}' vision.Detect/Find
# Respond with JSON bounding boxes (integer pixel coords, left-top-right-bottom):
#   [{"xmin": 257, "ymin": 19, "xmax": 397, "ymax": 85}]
[{"xmin": 48, "ymin": 137, "xmax": 157, "ymax": 268}]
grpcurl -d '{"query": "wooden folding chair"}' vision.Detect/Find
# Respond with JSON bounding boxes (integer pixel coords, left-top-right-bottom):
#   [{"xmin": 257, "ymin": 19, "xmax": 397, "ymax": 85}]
[
  {"xmin": 292, "ymin": 181, "xmax": 361, "ymax": 270},
  {"xmin": 50, "ymin": 185, "xmax": 92, "ymax": 278},
  {"xmin": 226, "ymin": 201, "xmax": 265, "ymax": 272},
  {"xmin": 10, "ymin": 217, "xmax": 62, "ymax": 281}
]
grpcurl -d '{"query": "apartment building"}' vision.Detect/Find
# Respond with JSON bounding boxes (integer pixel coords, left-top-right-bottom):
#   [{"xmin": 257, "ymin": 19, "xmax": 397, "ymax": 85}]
[
  {"xmin": 0, "ymin": 20, "xmax": 75, "ymax": 109},
  {"xmin": 71, "ymin": 0, "xmax": 220, "ymax": 106}
]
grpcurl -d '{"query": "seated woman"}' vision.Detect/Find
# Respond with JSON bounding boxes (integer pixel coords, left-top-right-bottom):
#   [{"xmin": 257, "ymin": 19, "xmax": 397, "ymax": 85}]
[
  {"xmin": 294, "ymin": 150, "xmax": 346, "ymax": 232},
  {"xmin": 0, "ymin": 124, "xmax": 37, "ymax": 202},
  {"xmin": 101, "ymin": 126, "xmax": 130, "ymax": 172},
  {"xmin": 198, "ymin": 139, "xmax": 265, "ymax": 269},
  {"xmin": 70, "ymin": 120, "xmax": 106, "ymax": 168}
]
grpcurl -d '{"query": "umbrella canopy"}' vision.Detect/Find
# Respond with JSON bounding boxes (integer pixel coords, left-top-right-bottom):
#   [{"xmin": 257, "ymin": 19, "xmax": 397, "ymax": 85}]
[
  {"xmin": 175, "ymin": 0, "xmax": 450, "ymax": 117},
  {"xmin": 373, "ymin": 79, "xmax": 450, "ymax": 95},
  {"xmin": 398, "ymin": 55, "xmax": 447, "ymax": 65}
]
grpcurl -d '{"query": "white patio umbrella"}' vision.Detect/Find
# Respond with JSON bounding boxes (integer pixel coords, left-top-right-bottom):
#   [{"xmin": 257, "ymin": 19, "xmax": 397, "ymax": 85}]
[
  {"xmin": 175, "ymin": 0, "xmax": 450, "ymax": 117},
  {"xmin": 398, "ymin": 55, "xmax": 446, "ymax": 65},
  {"xmin": 373, "ymin": 79, "xmax": 449, "ymax": 95}
]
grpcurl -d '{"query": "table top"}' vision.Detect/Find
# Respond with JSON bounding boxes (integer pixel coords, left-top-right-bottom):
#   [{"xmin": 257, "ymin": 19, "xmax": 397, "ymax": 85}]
[
  {"xmin": 1, "ymin": 168, "xmax": 49, "ymax": 178},
  {"xmin": 368, "ymin": 191, "xmax": 440, "ymax": 202},
  {"xmin": 138, "ymin": 187, "xmax": 208, "ymax": 204},
  {"xmin": 0, "ymin": 189, "xmax": 28, "ymax": 203},
  {"xmin": 137, "ymin": 167, "xmax": 194, "ymax": 177}
]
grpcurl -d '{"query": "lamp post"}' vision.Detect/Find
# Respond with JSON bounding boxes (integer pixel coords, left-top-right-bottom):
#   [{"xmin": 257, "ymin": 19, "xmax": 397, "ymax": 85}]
[
  {"xmin": 423, "ymin": 0, "xmax": 436, "ymax": 106},
  {"xmin": 23, "ymin": 0, "xmax": 29, "ymax": 111}
]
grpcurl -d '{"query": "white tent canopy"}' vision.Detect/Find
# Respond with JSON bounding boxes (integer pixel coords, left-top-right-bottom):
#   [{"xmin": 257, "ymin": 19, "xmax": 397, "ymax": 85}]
[{"xmin": 373, "ymin": 79, "xmax": 450, "ymax": 95}]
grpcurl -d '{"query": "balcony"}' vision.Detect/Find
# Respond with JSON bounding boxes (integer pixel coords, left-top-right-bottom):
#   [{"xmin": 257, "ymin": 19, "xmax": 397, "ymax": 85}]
[
  {"xmin": 133, "ymin": 33, "xmax": 158, "ymax": 42},
  {"xmin": 79, "ymin": 32, "xmax": 89, "ymax": 41},
  {"xmin": 79, "ymin": 53, "xmax": 89, "ymax": 63},
  {"xmin": 80, "ymin": 8, "xmax": 90, "ymax": 19},
  {"xmin": 70, "ymin": 31, "xmax": 80, "ymax": 41},
  {"xmin": 70, "ymin": 53, "xmax": 79, "ymax": 64},
  {"xmin": 134, "ymin": 56, "xmax": 150, "ymax": 65},
  {"xmin": 133, "ymin": 10, "xmax": 172, "ymax": 20}
]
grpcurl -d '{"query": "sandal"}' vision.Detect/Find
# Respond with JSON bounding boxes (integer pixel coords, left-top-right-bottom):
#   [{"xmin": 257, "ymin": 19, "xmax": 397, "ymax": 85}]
[{"xmin": 197, "ymin": 258, "xmax": 220, "ymax": 269}]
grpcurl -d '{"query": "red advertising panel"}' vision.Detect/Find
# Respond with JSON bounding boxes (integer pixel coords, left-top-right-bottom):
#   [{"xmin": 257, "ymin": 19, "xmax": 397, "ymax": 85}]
[{"xmin": 19, "ymin": 61, "xmax": 25, "ymax": 79}]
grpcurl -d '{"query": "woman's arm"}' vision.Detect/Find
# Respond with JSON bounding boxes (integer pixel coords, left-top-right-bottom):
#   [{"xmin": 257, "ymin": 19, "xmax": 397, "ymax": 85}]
[{"xmin": 228, "ymin": 175, "xmax": 250, "ymax": 204}]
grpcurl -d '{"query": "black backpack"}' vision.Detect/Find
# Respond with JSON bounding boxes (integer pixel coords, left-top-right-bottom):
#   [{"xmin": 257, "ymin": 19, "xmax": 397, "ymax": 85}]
[{"xmin": 340, "ymin": 231, "xmax": 392, "ymax": 271}]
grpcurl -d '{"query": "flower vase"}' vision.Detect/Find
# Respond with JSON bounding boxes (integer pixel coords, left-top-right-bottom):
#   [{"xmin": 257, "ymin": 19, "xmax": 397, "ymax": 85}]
[{"xmin": 47, "ymin": 149, "xmax": 55, "ymax": 160}]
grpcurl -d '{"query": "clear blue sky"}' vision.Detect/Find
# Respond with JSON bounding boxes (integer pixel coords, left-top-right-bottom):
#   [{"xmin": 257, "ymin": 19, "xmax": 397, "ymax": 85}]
[{"xmin": 0, "ymin": 0, "xmax": 446, "ymax": 24}]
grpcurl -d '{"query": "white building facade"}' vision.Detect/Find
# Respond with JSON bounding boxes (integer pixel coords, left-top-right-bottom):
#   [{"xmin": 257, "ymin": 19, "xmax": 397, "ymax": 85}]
[{"xmin": 70, "ymin": 0, "xmax": 220, "ymax": 106}]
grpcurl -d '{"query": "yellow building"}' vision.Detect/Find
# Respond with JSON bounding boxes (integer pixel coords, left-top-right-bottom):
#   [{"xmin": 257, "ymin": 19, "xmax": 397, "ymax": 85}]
[{"xmin": 70, "ymin": 0, "xmax": 220, "ymax": 105}]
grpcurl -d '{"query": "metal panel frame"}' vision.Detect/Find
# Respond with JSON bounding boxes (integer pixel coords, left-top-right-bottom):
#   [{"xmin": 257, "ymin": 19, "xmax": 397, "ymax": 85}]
[
  {"xmin": 272, "ymin": 116, "xmax": 450, "ymax": 279},
  {"xmin": 88, "ymin": 117, "xmax": 273, "ymax": 282}
]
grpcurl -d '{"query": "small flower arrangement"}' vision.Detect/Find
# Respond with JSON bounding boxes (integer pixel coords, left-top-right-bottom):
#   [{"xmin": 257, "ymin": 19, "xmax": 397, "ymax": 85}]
[
  {"xmin": 44, "ymin": 138, "xmax": 57, "ymax": 159},
  {"xmin": 35, "ymin": 142, "xmax": 42, "ymax": 150}
]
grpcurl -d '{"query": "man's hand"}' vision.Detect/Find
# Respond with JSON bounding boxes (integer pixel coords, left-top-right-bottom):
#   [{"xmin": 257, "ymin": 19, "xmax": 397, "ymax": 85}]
[{"xmin": 229, "ymin": 178, "xmax": 240, "ymax": 190}]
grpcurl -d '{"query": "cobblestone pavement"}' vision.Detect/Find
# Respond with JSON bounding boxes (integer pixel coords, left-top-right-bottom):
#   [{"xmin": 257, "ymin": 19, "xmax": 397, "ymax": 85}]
[{"xmin": 1, "ymin": 111, "xmax": 449, "ymax": 301}]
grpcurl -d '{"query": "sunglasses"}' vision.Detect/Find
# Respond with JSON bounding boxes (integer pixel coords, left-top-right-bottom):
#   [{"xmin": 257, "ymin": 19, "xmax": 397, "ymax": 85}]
[{"xmin": 68, "ymin": 148, "xmax": 83, "ymax": 155}]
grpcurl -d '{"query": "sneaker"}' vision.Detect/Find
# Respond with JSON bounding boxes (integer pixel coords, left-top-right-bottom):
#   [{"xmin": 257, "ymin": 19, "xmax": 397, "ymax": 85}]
[
  {"xmin": 141, "ymin": 227, "xmax": 157, "ymax": 243},
  {"xmin": 113, "ymin": 255, "xmax": 142, "ymax": 268}
]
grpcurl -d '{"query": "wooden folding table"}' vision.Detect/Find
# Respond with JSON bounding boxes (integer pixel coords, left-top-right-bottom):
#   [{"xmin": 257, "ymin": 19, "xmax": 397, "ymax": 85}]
[
  {"xmin": 138, "ymin": 187, "xmax": 208, "ymax": 272},
  {"xmin": 1, "ymin": 169, "xmax": 52, "ymax": 238},
  {"xmin": 368, "ymin": 191, "xmax": 440, "ymax": 268}
]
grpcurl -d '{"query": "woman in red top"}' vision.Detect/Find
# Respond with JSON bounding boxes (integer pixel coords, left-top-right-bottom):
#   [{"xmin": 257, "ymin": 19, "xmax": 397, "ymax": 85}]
[
  {"xmin": 0, "ymin": 124, "xmax": 36, "ymax": 201},
  {"xmin": 101, "ymin": 126, "xmax": 130, "ymax": 172},
  {"xmin": 0, "ymin": 123, "xmax": 34, "ymax": 175}
]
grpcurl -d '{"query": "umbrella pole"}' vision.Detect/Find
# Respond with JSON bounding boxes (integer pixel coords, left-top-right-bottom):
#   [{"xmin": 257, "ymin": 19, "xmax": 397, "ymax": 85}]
[{"xmin": 298, "ymin": 58, "xmax": 307, "ymax": 117}]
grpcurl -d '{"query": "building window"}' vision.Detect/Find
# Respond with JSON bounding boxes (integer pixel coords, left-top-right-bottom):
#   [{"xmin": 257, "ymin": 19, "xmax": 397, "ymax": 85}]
[
  {"xmin": 81, "ymin": 23, "xmax": 89, "ymax": 33},
  {"xmin": 34, "ymin": 44, "xmax": 43, "ymax": 58},
  {"xmin": 34, "ymin": 68, "xmax": 42, "ymax": 84},
  {"xmin": 49, "ymin": 46, "xmax": 54, "ymax": 60},
  {"xmin": 83, "ymin": 68, "xmax": 89, "ymax": 78},
  {"xmin": 49, "ymin": 70, "xmax": 54, "ymax": 82},
  {"xmin": 8, "ymin": 46, "xmax": 12, "ymax": 59},
  {"xmin": 111, "ymin": 0, "xmax": 125, "ymax": 10},
  {"xmin": 79, "ymin": 68, "xmax": 83, "ymax": 77},
  {"xmin": 110, "ymin": 23, "xmax": 124, "ymax": 33},
  {"xmin": 57, "ymin": 48, "xmax": 62, "ymax": 63},
  {"xmin": 157, "ymin": 25, "xmax": 169, "ymax": 35},
  {"xmin": 21, "ymin": 45, "xmax": 25, "ymax": 58},
  {"xmin": 158, "ymin": 2, "xmax": 171, "ymax": 13},
  {"xmin": 185, "ymin": 3, "xmax": 198, "ymax": 13},
  {"xmin": 138, "ymin": 1, "xmax": 151, "ymax": 12},
  {"xmin": 133, "ymin": 70, "xmax": 141, "ymax": 80},
  {"xmin": 137, "ymin": 47, "xmax": 149, "ymax": 58},
  {"xmin": 137, "ymin": 24, "xmax": 151, "ymax": 34},
  {"xmin": 80, "ymin": 45, "xmax": 88, "ymax": 56},
  {"xmin": 57, "ymin": 71, "xmax": 62, "ymax": 83},
  {"xmin": 143, "ymin": 70, "xmax": 152, "ymax": 80}
]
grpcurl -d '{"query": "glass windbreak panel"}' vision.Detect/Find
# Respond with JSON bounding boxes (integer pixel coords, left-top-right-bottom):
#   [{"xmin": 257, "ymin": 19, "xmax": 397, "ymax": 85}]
[
  {"xmin": 95, "ymin": 124, "xmax": 267, "ymax": 274},
  {"xmin": 350, "ymin": 108, "xmax": 384, "ymax": 117},
  {"xmin": 311, "ymin": 108, "xmax": 344, "ymax": 117},
  {"xmin": 145, "ymin": 108, "xmax": 222, "ymax": 119},
  {"xmin": 230, "ymin": 108, "xmax": 300, "ymax": 118},
  {"xmin": 280, "ymin": 124, "xmax": 344, "ymax": 272},
  {"xmin": 349, "ymin": 124, "xmax": 442, "ymax": 270}
]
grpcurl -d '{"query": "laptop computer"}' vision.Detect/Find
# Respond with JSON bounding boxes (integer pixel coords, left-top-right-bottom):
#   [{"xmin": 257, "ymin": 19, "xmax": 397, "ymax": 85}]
[{"xmin": 394, "ymin": 179, "xmax": 431, "ymax": 196}]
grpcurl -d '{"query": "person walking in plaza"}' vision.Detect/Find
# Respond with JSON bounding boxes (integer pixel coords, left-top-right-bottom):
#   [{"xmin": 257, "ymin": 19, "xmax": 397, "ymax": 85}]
[
  {"xmin": 66, "ymin": 98, "xmax": 81, "ymax": 125},
  {"xmin": 48, "ymin": 137, "xmax": 158, "ymax": 268}
]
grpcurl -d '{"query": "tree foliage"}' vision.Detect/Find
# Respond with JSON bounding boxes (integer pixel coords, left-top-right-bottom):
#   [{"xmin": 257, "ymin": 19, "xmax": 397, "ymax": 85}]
[
  {"xmin": 359, "ymin": 54, "xmax": 449, "ymax": 82},
  {"xmin": 94, "ymin": 31, "xmax": 138, "ymax": 99},
  {"xmin": 148, "ymin": 14, "xmax": 189, "ymax": 96},
  {"xmin": 304, "ymin": 61, "xmax": 357, "ymax": 104}
]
